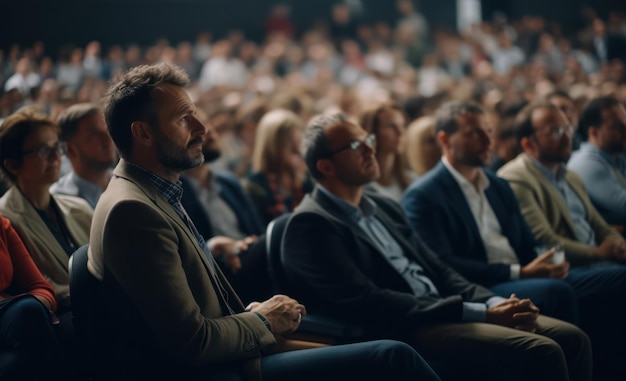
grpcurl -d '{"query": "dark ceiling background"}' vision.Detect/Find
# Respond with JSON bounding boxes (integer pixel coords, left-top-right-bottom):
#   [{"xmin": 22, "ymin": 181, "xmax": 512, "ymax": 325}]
[{"xmin": 1, "ymin": 0, "xmax": 624, "ymax": 53}]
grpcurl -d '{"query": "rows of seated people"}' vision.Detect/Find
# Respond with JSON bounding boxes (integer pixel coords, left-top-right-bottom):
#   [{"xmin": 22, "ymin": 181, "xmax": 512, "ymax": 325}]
[
  {"xmin": 0, "ymin": 79, "xmax": 625, "ymax": 379},
  {"xmin": 1, "ymin": 5, "xmax": 626, "ymax": 378}
]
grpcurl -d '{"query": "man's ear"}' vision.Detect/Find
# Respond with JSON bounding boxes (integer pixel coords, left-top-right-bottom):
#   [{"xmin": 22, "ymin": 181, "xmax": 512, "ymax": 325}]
[
  {"xmin": 436, "ymin": 130, "xmax": 448, "ymax": 148},
  {"xmin": 519, "ymin": 136, "xmax": 533, "ymax": 153},
  {"xmin": 316, "ymin": 158, "xmax": 334, "ymax": 178},
  {"xmin": 587, "ymin": 125, "xmax": 599, "ymax": 140},
  {"xmin": 130, "ymin": 121, "xmax": 153, "ymax": 147},
  {"xmin": 65, "ymin": 142, "xmax": 78, "ymax": 159}
]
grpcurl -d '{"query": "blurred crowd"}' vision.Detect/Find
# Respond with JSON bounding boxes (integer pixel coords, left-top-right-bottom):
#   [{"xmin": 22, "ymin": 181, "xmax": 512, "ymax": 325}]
[{"xmin": 1, "ymin": 2, "xmax": 626, "ymax": 182}]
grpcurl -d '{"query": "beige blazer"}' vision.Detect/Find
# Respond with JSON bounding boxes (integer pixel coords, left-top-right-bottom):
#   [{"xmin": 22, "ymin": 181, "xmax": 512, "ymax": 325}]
[
  {"xmin": 0, "ymin": 186, "xmax": 93, "ymax": 308},
  {"xmin": 89, "ymin": 159, "xmax": 275, "ymax": 380},
  {"xmin": 498, "ymin": 153, "xmax": 621, "ymax": 266}
]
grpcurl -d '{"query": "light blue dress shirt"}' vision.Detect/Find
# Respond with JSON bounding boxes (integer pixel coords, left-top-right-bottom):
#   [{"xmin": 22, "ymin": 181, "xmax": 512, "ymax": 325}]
[
  {"xmin": 317, "ymin": 185, "xmax": 503, "ymax": 322},
  {"xmin": 530, "ymin": 157, "xmax": 596, "ymax": 245}
]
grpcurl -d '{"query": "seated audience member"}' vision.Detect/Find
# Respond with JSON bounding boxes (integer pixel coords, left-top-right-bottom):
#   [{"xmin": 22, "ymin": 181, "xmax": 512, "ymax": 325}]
[
  {"xmin": 181, "ymin": 120, "xmax": 270, "ymax": 303},
  {"xmin": 245, "ymin": 109, "xmax": 312, "ymax": 227},
  {"xmin": 405, "ymin": 115, "xmax": 440, "ymax": 177},
  {"xmin": 282, "ymin": 113, "xmax": 592, "ymax": 381},
  {"xmin": 50, "ymin": 103, "xmax": 118, "ymax": 209},
  {"xmin": 361, "ymin": 103, "xmax": 412, "ymax": 201},
  {"xmin": 498, "ymin": 100, "xmax": 626, "ymax": 267},
  {"xmin": 89, "ymin": 62, "xmax": 440, "ymax": 381},
  {"xmin": 546, "ymin": 91, "xmax": 581, "ymax": 151},
  {"xmin": 567, "ymin": 96, "xmax": 626, "ymax": 227},
  {"xmin": 487, "ymin": 119, "xmax": 519, "ymax": 172},
  {"xmin": 401, "ymin": 101, "xmax": 626, "ymax": 380},
  {"xmin": 0, "ymin": 215, "xmax": 65, "ymax": 381},
  {"xmin": 0, "ymin": 108, "xmax": 93, "ymax": 312}
]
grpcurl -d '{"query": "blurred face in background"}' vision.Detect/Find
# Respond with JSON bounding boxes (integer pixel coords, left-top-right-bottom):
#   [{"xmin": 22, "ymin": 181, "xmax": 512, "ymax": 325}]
[{"xmin": 375, "ymin": 107, "xmax": 406, "ymax": 156}]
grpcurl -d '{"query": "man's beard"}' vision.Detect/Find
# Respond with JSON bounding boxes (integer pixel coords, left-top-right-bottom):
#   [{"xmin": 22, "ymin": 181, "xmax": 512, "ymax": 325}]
[{"xmin": 155, "ymin": 135, "xmax": 205, "ymax": 172}]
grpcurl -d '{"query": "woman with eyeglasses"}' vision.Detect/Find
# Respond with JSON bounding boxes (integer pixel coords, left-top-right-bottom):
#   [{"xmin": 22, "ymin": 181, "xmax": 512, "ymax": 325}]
[
  {"xmin": 0, "ymin": 107, "xmax": 93, "ymax": 313},
  {"xmin": 360, "ymin": 103, "xmax": 413, "ymax": 202}
]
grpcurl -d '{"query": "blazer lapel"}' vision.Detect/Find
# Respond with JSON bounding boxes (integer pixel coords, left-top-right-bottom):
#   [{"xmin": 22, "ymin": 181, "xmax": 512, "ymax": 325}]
[
  {"xmin": 115, "ymin": 161, "xmax": 217, "ymax": 277},
  {"xmin": 438, "ymin": 164, "xmax": 485, "ymax": 247},
  {"xmin": 6, "ymin": 188, "xmax": 69, "ymax": 271},
  {"xmin": 312, "ymin": 188, "xmax": 382, "ymax": 253},
  {"xmin": 522, "ymin": 155, "xmax": 578, "ymax": 237}
]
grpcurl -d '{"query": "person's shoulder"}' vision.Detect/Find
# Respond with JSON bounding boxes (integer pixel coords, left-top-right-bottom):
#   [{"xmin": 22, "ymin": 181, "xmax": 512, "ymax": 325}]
[
  {"xmin": 50, "ymin": 172, "xmax": 79, "ymax": 195},
  {"xmin": 497, "ymin": 154, "xmax": 528, "ymax": 181}
]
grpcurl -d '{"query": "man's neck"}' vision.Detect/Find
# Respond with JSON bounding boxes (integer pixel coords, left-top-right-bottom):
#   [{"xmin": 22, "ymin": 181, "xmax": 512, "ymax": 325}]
[
  {"xmin": 446, "ymin": 156, "xmax": 482, "ymax": 188},
  {"xmin": 529, "ymin": 154, "xmax": 562, "ymax": 175},
  {"xmin": 319, "ymin": 181, "xmax": 363, "ymax": 207},
  {"xmin": 73, "ymin": 166, "xmax": 111, "ymax": 191},
  {"xmin": 128, "ymin": 155, "xmax": 181, "ymax": 184}
]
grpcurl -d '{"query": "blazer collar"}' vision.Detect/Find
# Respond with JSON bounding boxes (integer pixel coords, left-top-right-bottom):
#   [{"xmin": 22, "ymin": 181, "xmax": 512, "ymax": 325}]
[
  {"xmin": 113, "ymin": 159, "xmax": 217, "ymax": 276},
  {"xmin": 520, "ymin": 154, "xmax": 578, "ymax": 235},
  {"xmin": 311, "ymin": 186, "xmax": 413, "ymax": 255}
]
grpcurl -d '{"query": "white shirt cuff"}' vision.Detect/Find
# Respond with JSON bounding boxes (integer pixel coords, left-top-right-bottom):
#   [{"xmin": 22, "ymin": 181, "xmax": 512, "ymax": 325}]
[{"xmin": 510, "ymin": 264, "xmax": 521, "ymax": 280}]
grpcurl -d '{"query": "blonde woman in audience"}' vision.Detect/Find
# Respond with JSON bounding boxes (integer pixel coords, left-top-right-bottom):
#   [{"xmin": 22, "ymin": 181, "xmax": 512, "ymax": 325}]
[
  {"xmin": 405, "ymin": 115, "xmax": 441, "ymax": 176},
  {"xmin": 361, "ymin": 103, "xmax": 412, "ymax": 201},
  {"xmin": 0, "ymin": 108, "xmax": 92, "ymax": 313},
  {"xmin": 245, "ymin": 108, "xmax": 311, "ymax": 226}
]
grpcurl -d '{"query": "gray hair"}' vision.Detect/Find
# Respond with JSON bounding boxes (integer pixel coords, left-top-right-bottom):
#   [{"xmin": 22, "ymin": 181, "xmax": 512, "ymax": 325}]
[{"xmin": 301, "ymin": 113, "xmax": 351, "ymax": 181}]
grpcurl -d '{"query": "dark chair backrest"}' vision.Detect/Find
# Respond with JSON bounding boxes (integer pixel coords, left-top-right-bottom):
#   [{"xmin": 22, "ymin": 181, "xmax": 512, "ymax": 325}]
[
  {"xmin": 266, "ymin": 213, "xmax": 368, "ymax": 341},
  {"xmin": 265, "ymin": 213, "xmax": 292, "ymax": 294},
  {"xmin": 68, "ymin": 244, "xmax": 99, "ymax": 346}
]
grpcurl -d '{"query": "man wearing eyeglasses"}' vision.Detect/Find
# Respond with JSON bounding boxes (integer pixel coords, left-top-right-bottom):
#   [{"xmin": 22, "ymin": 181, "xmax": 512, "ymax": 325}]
[
  {"xmin": 567, "ymin": 96, "xmax": 626, "ymax": 227},
  {"xmin": 404, "ymin": 101, "xmax": 626, "ymax": 380},
  {"xmin": 498, "ymin": 100, "xmax": 626, "ymax": 266},
  {"xmin": 282, "ymin": 113, "xmax": 592, "ymax": 381}
]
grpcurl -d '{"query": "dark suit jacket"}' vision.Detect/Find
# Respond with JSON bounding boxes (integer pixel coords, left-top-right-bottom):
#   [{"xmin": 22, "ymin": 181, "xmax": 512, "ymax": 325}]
[
  {"xmin": 281, "ymin": 186, "xmax": 494, "ymax": 337},
  {"xmin": 401, "ymin": 162, "xmax": 537, "ymax": 287},
  {"xmin": 89, "ymin": 159, "xmax": 274, "ymax": 380},
  {"xmin": 181, "ymin": 170, "xmax": 264, "ymax": 240}
]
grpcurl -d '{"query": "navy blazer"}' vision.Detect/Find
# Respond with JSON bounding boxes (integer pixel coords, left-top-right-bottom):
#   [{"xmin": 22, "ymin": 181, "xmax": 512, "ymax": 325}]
[
  {"xmin": 282, "ymin": 186, "xmax": 494, "ymax": 335},
  {"xmin": 181, "ymin": 170, "xmax": 264, "ymax": 240},
  {"xmin": 401, "ymin": 161, "xmax": 537, "ymax": 287}
]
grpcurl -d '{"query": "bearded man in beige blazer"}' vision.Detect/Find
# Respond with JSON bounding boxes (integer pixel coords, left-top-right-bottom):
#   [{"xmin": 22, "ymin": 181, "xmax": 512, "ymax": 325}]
[
  {"xmin": 498, "ymin": 100, "xmax": 625, "ymax": 267},
  {"xmin": 89, "ymin": 62, "xmax": 439, "ymax": 381}
]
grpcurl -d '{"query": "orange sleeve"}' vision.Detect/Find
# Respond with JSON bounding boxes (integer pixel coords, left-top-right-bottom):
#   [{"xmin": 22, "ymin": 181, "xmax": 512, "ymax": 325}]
[{"xmin": 1, "ymin": 216, "xmax": 58, "ymax": 312}]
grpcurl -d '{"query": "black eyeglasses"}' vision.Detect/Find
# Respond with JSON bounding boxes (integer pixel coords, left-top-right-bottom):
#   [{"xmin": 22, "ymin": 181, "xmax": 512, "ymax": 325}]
[
  {"xmin": 22, "ymin": 142, "xmax": 66, "ymax": 160},
  {"xmin": 326, "ymin": 134, "xmax": 377, "ymax": 157}
]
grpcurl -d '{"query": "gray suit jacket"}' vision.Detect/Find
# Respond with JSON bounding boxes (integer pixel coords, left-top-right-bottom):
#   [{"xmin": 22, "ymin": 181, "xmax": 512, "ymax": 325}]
[
  {"xmin": 89, "ymin": 159, "xmax": 274, "ymax": 380},
  {"xmin": 0, "ymin": 186, "xmax": 92, "ymax": 308},
  {"xmin": 498, "ymin": 153, "xmax": 621, "ymax": 266}
]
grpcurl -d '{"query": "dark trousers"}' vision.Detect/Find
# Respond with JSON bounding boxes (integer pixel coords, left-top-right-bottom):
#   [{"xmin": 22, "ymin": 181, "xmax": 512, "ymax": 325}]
[
  {"xmin": 490, "ymin": 278, "xmax": 578, "ymax": 323},
  {"xmin": 567, "ymin": 263, "xmax": 626, "ymax": 381},
  {"xmin": 0, "ymin": 296, "xmax": 64, "ymax": 381},
  {"xmin": 261, "ymin": 340, "xmax": 440, "ymax": 381}
]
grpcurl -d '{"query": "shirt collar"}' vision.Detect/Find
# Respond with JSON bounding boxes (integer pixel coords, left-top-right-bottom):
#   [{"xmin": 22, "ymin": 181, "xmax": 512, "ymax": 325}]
[
  {"xmin": 526, "ymin": 153, "xmax": 567, "ymax": 182},
  {"xmin": 442, "ymin": 156, "xmax": 490, "ymax": 193},
  {"xmin": 128, "ymin": 162, "xmax": 184, "ymax": 205},
  {"xmin": 317, "ymin": 184, "xmax": 377, "ymax": 221},
  {"xmin": 583, "ymin": 142, "xmax": 624, "ymax": 168}
]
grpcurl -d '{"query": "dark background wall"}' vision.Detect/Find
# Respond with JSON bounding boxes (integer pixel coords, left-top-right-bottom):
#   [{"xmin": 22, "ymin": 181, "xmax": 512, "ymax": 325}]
[{"xmin": 1, "ymin": 0, "xmax": 624, "ymax": 53}]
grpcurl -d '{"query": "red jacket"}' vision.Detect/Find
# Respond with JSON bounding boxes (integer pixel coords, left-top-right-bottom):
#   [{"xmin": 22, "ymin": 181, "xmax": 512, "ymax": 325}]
[{"xmin": 0, "ymin": 216, "xmax": 57, "ymax": 312}]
